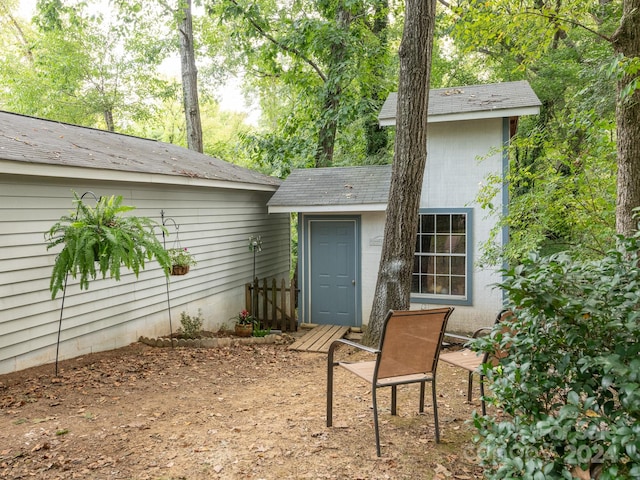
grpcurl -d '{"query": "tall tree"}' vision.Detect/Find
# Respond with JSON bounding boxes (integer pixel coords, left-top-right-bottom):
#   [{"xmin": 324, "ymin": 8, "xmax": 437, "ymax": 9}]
[
  {"xmin": 0, "ymin": 0, "xmax": 171, "ymax": 131},
  {"xmin": 445, "ymin": 0, "xmax": 638, "ymax": 257},
  {"xmin": 177, "ymin": 0, "xmax": 203, "ymax": 152},
  {"xmin": 362, "ymin": 0, "xmax": 436, "ymax": 346},
  {"xmin": 612, "ymin": 0, "xmax": 640, "ymax": 236},
  {"xmin": 205, "ymin": 0, "xmax": 397, "ymax": 170}
]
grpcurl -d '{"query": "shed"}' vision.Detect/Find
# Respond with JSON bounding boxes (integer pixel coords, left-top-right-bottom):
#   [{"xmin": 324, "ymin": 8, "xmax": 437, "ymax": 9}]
[
  {"xmin": 269, "ymin": 81, "xmax": 541, "ymax": 333},
  {"xmin": 0, "ymin": 111, "xmax": 290, "ymax": 374}
]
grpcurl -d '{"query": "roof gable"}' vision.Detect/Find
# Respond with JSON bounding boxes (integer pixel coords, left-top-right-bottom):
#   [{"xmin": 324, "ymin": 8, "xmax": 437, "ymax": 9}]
[
  {"xmin": 267, "ymin": 165, "xmax": 391, "ymax": 213},
  {"xmin": 0, "ymin": 111, "xmax": 280, "ymax": 189},
  {"xmin": 378, "ymin": 80, "xmax": 541, "ymax": 126}
]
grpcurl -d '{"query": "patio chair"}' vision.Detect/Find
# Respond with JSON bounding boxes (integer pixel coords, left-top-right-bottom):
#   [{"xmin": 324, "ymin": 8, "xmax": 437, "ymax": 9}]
[
  {"xmin": 438, "ymin": 309, "xmax": 513, "ymax": 416},
  {"xmin": 326, "ymin": 307, "xmax": 454, "ymax": 457}
]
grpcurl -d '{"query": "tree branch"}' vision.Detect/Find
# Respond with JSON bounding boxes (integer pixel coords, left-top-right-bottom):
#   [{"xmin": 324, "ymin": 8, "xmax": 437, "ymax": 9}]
[
  {"xmin": 224, "ymin": 0, "xmax": 327, "ymax": 82},
  {"xmin": 523, "ymin": 8, "xmax": 613, "ymax": 43}
]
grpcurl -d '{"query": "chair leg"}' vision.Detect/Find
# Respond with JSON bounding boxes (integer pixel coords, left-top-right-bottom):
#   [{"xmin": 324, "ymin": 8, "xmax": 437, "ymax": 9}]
[
  {"xmin": 391, "ymin": 385, "xmax": 397, "ymax": 415},
  {"xmin": 432, "ymin": 378, "xmax": 440, "ymax": 444},
  {"xmin": 419, "ymin": 382, "xmax": 425, "ymax": 413},
  {"xmin": 467, "ymin": 371, "xmax": 474, "ymax": 403},
  {"xmin": 372, "ymin": 386, "xmax": 381, "ymax": 457},
  {"xmin": 479, "ymin": 373, "xmax": 487, "ymax": 416},
  {"xmin": 326, "ymin": 346, "xmax": 336, "ymax": 427}
]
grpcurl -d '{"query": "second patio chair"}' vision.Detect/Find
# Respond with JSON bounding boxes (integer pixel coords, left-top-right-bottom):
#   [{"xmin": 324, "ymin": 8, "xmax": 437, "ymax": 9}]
[
  {"xmin": 326, "ymin": 307, "xmax": 454, "ymax": 457},
  {"xmin": 439, "ymin": 308, "xmax": 513, "ymax": 416}
]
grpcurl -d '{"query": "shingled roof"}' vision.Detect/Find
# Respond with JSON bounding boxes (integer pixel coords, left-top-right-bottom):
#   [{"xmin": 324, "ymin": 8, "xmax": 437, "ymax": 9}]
[
  {"xmin": 267, "ymin": 165, "xmax": 391, "ymax": 213},
  {"xmin": 378, "ymin": 80, "xmax": 541, "ymax": 126},
  {"xmin": 0, "ymin": 111, "xmax": 280, "ymax": 190}
]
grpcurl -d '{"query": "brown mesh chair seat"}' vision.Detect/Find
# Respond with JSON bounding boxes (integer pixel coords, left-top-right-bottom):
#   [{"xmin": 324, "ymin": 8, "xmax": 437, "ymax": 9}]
[
  {"xmin": 326, "ymin": 307, "xmax": 454, "ymax": 457},
  {"xmin": 439, "ymin": 309, "xmax": 512, "ymax": 415}
]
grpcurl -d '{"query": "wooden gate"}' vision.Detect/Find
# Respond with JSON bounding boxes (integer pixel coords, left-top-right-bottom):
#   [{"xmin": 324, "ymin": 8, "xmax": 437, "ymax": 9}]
[{"xmin": 246, "ymin": 278, "xmax": 298, "ymax": 332}]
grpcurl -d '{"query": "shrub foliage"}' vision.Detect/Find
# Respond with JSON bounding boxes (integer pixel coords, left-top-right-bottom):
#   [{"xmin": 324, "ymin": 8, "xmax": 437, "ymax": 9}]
[{"xmin": 473, "ymin": 233, "xmax": 640, "ymax": 479}]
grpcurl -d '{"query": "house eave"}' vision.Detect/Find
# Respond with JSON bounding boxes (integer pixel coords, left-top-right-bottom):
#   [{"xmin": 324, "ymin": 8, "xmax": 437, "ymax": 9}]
[
  {"xmin": 0, "ymin": 159, "xmax": 279, "ymax": 192},
  {"xmin": 268, "ymin": 203, "xmax": 387, "ymax": 214},
  {"xmin": 378, "ymin": 106, "xmax": 541, "ymax": 127}
]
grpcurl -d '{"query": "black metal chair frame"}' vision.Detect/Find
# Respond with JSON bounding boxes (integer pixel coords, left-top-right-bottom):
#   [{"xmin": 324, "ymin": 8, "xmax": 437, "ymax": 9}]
[{"xmin": 326, "ymin": 307, "xmax": 454, "ymax": 457}]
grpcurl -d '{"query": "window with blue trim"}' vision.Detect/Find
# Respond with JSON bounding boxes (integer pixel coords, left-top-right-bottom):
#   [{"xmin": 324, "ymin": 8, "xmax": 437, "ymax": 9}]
[{"xmin": 411, "ymin": 210, "xmax": 470, "ymax": 301}]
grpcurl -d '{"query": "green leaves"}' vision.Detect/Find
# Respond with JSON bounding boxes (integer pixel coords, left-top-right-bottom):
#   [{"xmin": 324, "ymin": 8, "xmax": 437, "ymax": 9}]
[
  {"xmin": 473, "ymin": 233, "xmax": 640, "ymax": 478},
  {"xmin": 45, "ymin": 192, "xmax": 170, "ymax": 299}
]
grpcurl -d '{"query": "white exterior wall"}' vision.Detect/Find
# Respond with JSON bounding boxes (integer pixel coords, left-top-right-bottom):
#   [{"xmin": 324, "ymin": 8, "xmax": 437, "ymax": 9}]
[
  {"xmin": 0, "ymin": 174, "xmax": 290, "ymax": 374},
  {"xmin": 354, "ymin": 119, "xmax": 506, "ymax": 332},
  {"xmin": 413, "ymin": 118, "xmax": 505, "ymax": 332},
  {"xmin": 360, "ymin": 211, "xmax": 386, "ymax": 324}
]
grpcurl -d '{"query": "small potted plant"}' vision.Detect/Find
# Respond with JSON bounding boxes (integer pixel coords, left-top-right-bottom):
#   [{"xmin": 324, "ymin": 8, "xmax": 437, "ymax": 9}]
[
  {"xmin": 234, "ymin": 309, "xmax": 256, "ymax": 337},
  {"xmin": 167, "ymin": 247, "xmax": 197, "ymax": 275}
]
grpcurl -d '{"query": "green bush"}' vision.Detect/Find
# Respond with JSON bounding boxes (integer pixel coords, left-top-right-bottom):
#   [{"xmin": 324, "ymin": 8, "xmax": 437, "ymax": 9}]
[
  {"xmin": 473, "ymin": 233, "xmax": 640, "ymax": 479},
  {"xmin": 179, "ymin": 310, "xmax": 203, "ymax": 339}
]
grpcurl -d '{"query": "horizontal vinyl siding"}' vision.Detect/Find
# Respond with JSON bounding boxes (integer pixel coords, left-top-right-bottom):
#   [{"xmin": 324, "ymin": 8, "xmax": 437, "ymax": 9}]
[{"xmin": 0, "ymin": 174, "xmax": 290, "ymax": 374}]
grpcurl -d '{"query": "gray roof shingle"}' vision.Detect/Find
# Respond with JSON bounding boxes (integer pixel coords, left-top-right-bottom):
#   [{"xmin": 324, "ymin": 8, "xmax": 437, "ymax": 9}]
[
  {"xmin": 378, "ymin": 80, "xmax": 541, "ymax": 123},
  {"xmin": 267, "ymin": 165, "xmax": 392, "ymax": 208},
  {"xmin": 0, "ymin": 111, "xmax": 280, "ymax": 187}
]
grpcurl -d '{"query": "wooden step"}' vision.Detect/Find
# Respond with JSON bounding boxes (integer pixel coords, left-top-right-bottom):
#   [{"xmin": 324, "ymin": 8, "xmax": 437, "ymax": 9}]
[{"xmin": 289, "ymin": 325, "xmax": 350, "ymax": 353}]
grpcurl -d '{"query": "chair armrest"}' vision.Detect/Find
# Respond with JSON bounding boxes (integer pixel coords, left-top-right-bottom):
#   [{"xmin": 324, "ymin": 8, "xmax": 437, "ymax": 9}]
[
  {"xmin": 444, "ymin": 332, "xmax": 474, "ymax": 343},
  {"xmin": 471, "ymin": 326, "xmax": 494, "ymax": 338},
  {"xmin": 327, "ymin": 338, "xmax": 380, "ymax": 366},
  {"xmin": 332, "ymin": 339, "xmax": 380, "ymax": 354}
]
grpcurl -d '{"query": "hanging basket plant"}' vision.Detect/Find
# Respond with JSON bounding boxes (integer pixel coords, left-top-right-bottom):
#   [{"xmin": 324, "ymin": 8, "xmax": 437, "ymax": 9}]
[
  {"xmin": 45, "ymin": 192, "xmax": 171, "ymax": 299},
  {"xmin": 167, "ymin": 247, "xmax": 197, "ymax": 276}
]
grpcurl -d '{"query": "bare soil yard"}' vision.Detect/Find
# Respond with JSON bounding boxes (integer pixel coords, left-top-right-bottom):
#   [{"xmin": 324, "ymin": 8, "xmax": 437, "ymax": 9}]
[{"xmin": 1, "ymin": 339, "xmax": 484, "ymax": 479}]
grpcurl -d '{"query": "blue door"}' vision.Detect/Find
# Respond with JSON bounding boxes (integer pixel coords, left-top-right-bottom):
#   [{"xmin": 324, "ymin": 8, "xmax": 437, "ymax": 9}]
[{"xmin": 309, "ymin": 219, "xmax": 358, "ymax": 326}]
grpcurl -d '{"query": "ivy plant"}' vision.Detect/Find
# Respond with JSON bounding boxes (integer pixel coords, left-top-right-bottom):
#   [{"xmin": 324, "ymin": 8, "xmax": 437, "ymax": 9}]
[
  {"xmin": 472, "ymin": 232, "xmax": 640, "ymax": 479},
  {"xmin": 46, "ymin": 192, "xmax": 171, "ymax": 299}
]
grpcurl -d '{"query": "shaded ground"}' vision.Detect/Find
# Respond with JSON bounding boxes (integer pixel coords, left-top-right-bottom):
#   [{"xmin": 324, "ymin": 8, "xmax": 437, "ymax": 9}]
[{"xmin": 1, "ymin": 340, "xmax": 484, "ymax": 479}]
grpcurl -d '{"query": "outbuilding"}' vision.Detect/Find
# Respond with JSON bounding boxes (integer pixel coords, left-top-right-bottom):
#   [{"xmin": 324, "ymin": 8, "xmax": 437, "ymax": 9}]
[{"xmin": 268, "ymin": 81, "xmax": 541, "ymax": 332}]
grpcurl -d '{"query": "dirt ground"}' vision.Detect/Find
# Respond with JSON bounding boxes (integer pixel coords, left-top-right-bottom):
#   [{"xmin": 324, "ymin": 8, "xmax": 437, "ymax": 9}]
[{"xmin": 1, "ymin": 337, "xmax": 485, "ymax": 480}]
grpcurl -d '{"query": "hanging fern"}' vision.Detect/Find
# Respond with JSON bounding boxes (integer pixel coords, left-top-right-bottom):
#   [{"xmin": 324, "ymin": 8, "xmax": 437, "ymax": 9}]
[{"xmin": 46, "ymin": 192, "xmax": 171, "ymax": 299}]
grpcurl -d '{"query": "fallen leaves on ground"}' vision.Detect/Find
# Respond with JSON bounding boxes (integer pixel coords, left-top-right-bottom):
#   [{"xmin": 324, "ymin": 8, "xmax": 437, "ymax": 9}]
[{"xmin": 1, "ymin": 342, "xmax": 484, "ymax": 479}]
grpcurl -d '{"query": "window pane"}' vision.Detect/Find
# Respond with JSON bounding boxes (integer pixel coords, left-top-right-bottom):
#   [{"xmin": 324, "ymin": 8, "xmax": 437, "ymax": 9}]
[
  {"xmin": 435, "ymin": 256, "xmax": 450, "ymax": 274},
  {"xmin": 451, "ymin": 256, "xmax": 465, "ymax": 275},
  {"xmin": 435, "ymin": 235, "xmax": 448, "ymax": 253},
  {"xmin": 435, "ymin": 276, "xmax": 449, "ymax": 294},
  {"xmin": 421, "ymin": 255, "xmax": 433, "ymax": 274},
  {"xmin": 422, "ymin": 275, "xmax": 435, "ymax": 294},
  {"xmin": 422, "ymin": 215, "xmax": 434, "ymax": 233},
  {"xmin": 451, "ymin": 276, "xmax": 465, "ymax": 295},
  {"xmin": 452, "ymin": 214, "xmax": 466, "ymax": 233},
  {"xmin": 422, "ymin": 234, "xmax": 434, "ymax": 253},
  {"xmin": 450, "ymin": 234, "xmax": 465, "ymax": 253},
  {"xmin": 436, "ymin": 215, "xmax": 450, "ymax": 233}
]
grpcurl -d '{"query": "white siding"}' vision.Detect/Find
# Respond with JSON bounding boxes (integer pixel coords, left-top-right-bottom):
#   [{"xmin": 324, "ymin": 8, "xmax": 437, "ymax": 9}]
[
  {"xmin": 355, "ymin": 118, "xmax": 506, "ymax": 332},
  {"xmin": 0, "ymin": 175, "xmax": 290, "ymax": 374},
  {"xmin": 360, "ymin": 211, "xmax": 385, "ymax": 324},
  {"xmin": 414, "ymin": 118, "xmax": 505, "ymax": 331}
]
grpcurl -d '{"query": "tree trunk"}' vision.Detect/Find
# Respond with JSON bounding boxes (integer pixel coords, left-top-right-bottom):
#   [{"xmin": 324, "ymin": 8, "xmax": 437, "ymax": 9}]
[
  {"xmin": 179, "ymin": 0, "xmax": 203, "ymax": 153},
  {"xmin": 314, "ymin": 5, "xmax": 351, "ymax": 168},
  {"xmin": 103, "ymin": 109, "xmax": 115, "ymax": 132},
  {"xmin": 612, "ymin": 0, "xmax": 640, "ymax": 236},
  {"xmin": 362, "ymin": 0, "xmax": 436, "ymax": 346},
  {"xmin": 364, "ymin": 0, "xmax": 390, "ymax": 157}
]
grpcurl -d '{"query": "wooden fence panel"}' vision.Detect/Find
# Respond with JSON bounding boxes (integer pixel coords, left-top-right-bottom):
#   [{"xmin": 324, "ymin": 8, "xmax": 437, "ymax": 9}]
[{"xmin": 245, "ymin": 278, "xmax": 298, "ymax": 332}]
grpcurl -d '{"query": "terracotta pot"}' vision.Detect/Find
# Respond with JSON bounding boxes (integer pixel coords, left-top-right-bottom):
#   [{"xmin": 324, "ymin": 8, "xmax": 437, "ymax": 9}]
[
  {"xmin": 171, "ymin": 265, "xmax": 190, "ymax": 276},
  {"xmin": 234, "ymin": 323, "xmax": 253, "ymax": 337}
]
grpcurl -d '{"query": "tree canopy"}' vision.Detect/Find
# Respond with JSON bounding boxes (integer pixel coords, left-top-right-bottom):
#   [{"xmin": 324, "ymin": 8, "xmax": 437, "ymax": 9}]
[{"xmin": 1, "ymin": 0, "xmax": 637, "ymax": 262}]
